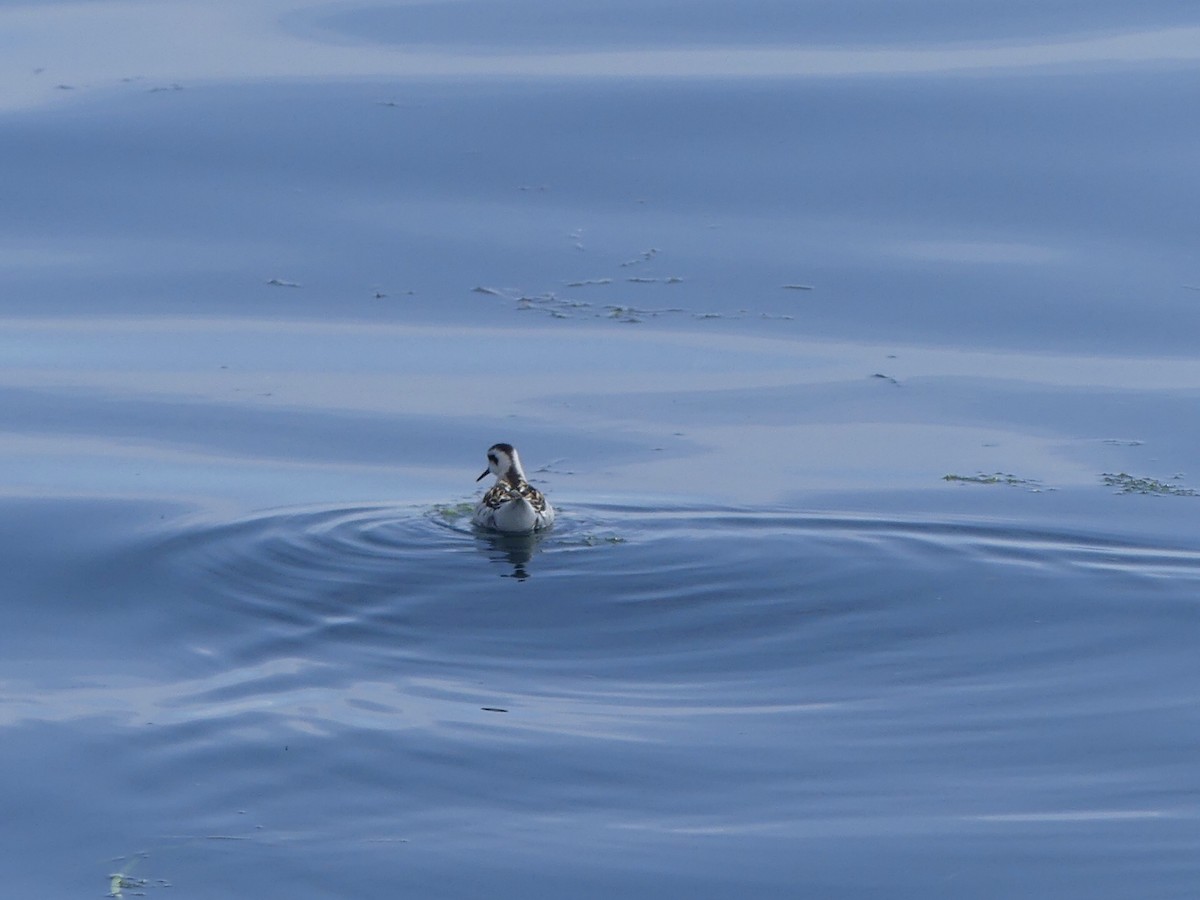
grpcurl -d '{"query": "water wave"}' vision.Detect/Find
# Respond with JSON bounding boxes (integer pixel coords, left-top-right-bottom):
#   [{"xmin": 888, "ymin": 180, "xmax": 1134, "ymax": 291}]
[{"xmin": 147, "ymin": 503, "xmax": 1200, "ymax": 710}]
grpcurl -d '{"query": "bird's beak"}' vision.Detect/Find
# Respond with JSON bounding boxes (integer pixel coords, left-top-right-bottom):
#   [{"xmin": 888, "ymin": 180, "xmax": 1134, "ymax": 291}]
[{"xmin": 476, "ymin": 469, "xmax": 489, "ymax": 482}]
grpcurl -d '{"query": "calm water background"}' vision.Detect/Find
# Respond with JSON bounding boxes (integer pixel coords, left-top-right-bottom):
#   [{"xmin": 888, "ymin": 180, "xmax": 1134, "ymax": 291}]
[{"xmin": 1, "ymin": 2, "xmax": 1199, "ymax": 897}]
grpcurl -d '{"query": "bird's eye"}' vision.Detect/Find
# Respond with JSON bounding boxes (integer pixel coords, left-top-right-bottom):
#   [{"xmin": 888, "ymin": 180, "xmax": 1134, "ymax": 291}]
[{"xmin": 488, "ymin": 454, "xmax": 497, "ymax": 464}]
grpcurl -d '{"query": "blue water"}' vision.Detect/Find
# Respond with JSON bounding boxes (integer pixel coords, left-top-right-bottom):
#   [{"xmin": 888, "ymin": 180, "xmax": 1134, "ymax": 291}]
[
  {"xmin": 2, "ymin": 1, "xmax": 1200, "ymax": 896},
  {"xmin": 6, "ymin": 498, "xmax": 1200, "ymax": 896}
]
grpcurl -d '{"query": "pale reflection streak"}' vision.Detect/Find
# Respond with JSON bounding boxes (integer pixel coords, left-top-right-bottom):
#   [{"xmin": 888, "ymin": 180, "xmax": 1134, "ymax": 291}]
[
  {"xmin": 0, "ymin": 663, "xmax": 834, "ymax": 738},
  {"xmin": 971, "ymin": 810, "xmax": 1169, "ymax": 822},
  {"xmin": 2, "ymin": 317, "xmax": 1200, "ymax": 392},
  {"xmin": 613, "ymin": 807, "xmax": 1180, "ymax": 837},
  {"xmin": 497, "ymin": 28, "xmax": 1200, "ymax": 78},
  {"xmin": 887, "ymin": 240, "xmax": 1067, "ymax": 265},
  {"xmin": 1, "ymin": 0, "xmax": 1199, "ymax": 111}
]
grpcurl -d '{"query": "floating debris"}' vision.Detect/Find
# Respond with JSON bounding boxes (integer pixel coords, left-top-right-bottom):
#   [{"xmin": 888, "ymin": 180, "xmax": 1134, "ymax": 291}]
[
  {"xmin": 533, "ymin": 458, "xmax": 573, "ymax": 475},
  {"xmin": 481, "ymin": 707, "xmax": 508, "ymax": 713},
  {"xmin": 604, "ymin": 304, "xmax": 684, "ymax": 317},
  {"xmin": 108, "ymin": 873, "xmax": 147, "ymax": 898},
  {"xmin": 475, "ymin": 277, "xmax": 788, "ymax": 324},
  {"xmin": 431, "ymin": 502, "xmax": 474, "ymax": 522},
  {"xmin": 1101, "ymin": 473, "xmax": 1197, "ymax": 496},
  {"xmin": 619, "ymin": 248, "xmax": 659, "ymax": 267},
  {"xmin": 944, "ymin": 472, "xmax": 1045, "ymax": 489},
  {"xmin": 106, "ymin": 853, "xmax": 163, "ymax": 899},
  {"xmin": 516, "ymin": 293, "xmax": 593, "ymax": 318},
  {"xmin": 625, "ymin": 273, "xmax": 683, "ymax": 284},
  {"xmin": 579, "ymin": 534, "xmax": 626, "ymax": 546},
  {"xmin": 871, "ymin": 373, "xmax": 899, "ymax": 385},
  {"xmin": 266, "ymin": 278, "xmax": 301, "ymax": 288}
]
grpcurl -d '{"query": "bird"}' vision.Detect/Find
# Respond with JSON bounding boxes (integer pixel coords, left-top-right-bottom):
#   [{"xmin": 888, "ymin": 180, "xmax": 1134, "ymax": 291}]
[{"xmin": 471, "ymin": 443, "xmax": 555, "ymax": 533}]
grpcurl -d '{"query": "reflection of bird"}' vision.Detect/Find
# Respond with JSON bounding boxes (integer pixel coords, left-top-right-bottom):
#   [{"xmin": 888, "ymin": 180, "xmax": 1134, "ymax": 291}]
[
  {"xmin": 472, "ymin": 443, "xmax": 555, "ymax": 533},
  {"xmin": 478, "ymin": 530, "xmax": 540, "ymax": 581}
]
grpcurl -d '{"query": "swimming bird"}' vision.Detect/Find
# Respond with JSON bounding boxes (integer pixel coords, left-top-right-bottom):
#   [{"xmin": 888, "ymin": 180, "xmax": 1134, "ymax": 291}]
[{"xmin": 471, "ymin": 443, "xmax": 555, "ymax": 533}]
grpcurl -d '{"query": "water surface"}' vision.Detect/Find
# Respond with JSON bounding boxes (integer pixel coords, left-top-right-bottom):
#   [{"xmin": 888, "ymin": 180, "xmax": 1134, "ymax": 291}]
[{"xmin": 1, "ymin": 1, "xmax": 1199, "ymax": 896}]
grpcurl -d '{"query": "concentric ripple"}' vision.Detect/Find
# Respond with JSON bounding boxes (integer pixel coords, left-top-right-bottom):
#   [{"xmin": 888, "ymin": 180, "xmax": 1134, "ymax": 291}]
[
  {"xmin": 78, "ymin": 501, "xmax": 1200, "ymax": 894},
  {"xmin": 146, "ymin": 503, "xmax": 1200, "ymax": 715}
]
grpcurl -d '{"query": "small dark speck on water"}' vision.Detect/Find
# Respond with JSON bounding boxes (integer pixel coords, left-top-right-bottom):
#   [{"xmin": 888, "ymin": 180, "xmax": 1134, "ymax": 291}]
[
  {"xmin": 481, "ymin": 707, "xmax": 508, "ymax": 713},
  {"xmin": 871, "ymin": 373, "xmax": 899, "ymax": 385}
]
